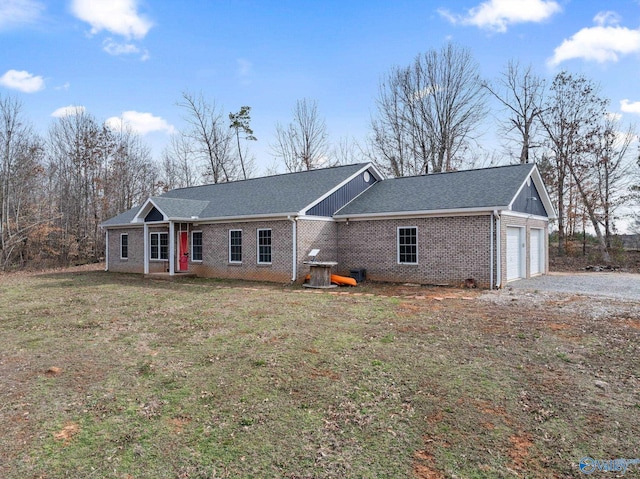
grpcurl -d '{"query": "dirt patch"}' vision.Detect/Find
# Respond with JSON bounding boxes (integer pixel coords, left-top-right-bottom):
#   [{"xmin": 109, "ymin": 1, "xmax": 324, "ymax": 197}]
[
  {"xmin": 44, "ymin": 366, "xmax": 63, "ymax": 377},
  {"xmin": 413, "ymin": 450, "xmax": 445, "ymax": 479},
  {"xmin": 508, "ymin": 433, "xmax": 534, "ymax": 471},
  {"xmin": 53, "ymin": 422, "xmax": 79, "ymax": 443}
]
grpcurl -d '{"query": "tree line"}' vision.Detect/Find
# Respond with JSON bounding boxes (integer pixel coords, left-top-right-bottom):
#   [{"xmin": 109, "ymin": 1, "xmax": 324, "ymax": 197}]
[{"xmin": 1, "ymin": 42, "xmax": 639, "ymax": 270}]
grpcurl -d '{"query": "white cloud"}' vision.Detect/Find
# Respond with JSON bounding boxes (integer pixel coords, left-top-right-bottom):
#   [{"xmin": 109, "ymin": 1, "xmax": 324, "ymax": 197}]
[
  {"xmin": 548, "ymin": 13, "xmax": 640, "ymax": 66},
  {"xmin": 0, "ymin": 69, "xmax": 45, "ymax": 93},
  {"xmin": 594, "ymin": 11, "xmax": 621, "ymax": 27},
  {"xmin": 102, "ymin": 38, "xmax": 148, "ymax": 60},
  {"xmin": 51, "ymin": 105, "xmax": 86, "ymax": 118},
  {"xmin": 70, "ymin": 0, "xmax": 153, "ymax": 39},
  {"xmin": 438, "ymin": 0, "xmax": 561, "ymax": 33},
  {"xmin": 620, "ymin": 99, "xmax": 640, "ymax": 114},
  {"xmin": 0, "ymin": 0, "xmax": 44, "ymax": 30},
  {"xmin": 105, "ymin": 111, "xmax": 175, "ymax": 135},
  {"xmin": 54, "ymin": 82, "xmax": 71, "ymax": 91}
]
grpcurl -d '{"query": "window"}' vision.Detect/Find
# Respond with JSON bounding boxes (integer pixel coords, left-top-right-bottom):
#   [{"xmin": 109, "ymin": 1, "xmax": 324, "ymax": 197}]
[
  {"xmin": 257, "ymin": 229, "xmax": 272, "ymax": 264},
  {"xmin": 191, "ymin": 231, "xmax": 203, "ymax": 262},
  {"xmin": 397, "ymin": 227, "xmax": 417, "ymax": 264},
  {"xmin": 150, "ymin": 232, "xmax": 169, "ymax": 260},
  {"xmin": 229, "ymin": 229, "xmax": 242, "ymax": 263},
  {"xmin": 120, "ymin": 233, "xmax": 128, "ymax": 259}
]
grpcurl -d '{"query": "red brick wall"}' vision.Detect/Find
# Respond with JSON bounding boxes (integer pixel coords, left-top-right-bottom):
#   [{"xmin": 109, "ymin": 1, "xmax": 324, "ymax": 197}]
[
  {"xmin": 337, "ymin": 215, "xmax": 494, "ymax": 287},
  {"xmin": 107, "ymin": 227, "xmax": 144, "ymax": 274},
  {"xmin": 189, "ymin": 220, "xmax": 294, "ymax": 282}
]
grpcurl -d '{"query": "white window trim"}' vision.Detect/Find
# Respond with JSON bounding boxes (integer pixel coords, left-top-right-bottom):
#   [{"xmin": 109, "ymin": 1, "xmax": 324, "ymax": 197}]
[
  {"xmin": 257, "ymin": 228, "xmax": 272, "ymax": 265},
  {"xmin": 229, "ymin": 229, "xmax": 242, "ymax": 264},
  {"xmin": 120, "ymin": 233, "xmax": 128, "ymax": 260},
  {"xmin": 149, "ymin": 232, "xmax": 169, "ymax": 261},
  {"xmin": 191, "ymin": 230, "xmax": 203, "ymax": 263},
  {"xmin": 397, "ymin": 226, "xmax": 418, "ymax": 265}
]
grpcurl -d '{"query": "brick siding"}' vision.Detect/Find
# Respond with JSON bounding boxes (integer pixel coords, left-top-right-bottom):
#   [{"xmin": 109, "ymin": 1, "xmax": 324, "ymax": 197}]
[
  {"xmin": 337, "ymin": 215, "xmax": 494, "ymax": 288},
  {"xmin": 106, "ymin": 213, "xmax": 548, "ymax": 288}
]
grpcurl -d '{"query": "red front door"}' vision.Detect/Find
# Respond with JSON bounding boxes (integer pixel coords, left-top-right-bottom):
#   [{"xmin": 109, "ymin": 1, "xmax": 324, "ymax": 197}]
[{"xmin": 179, "ymin": 231, "xmax": 189, "ymax": 271}]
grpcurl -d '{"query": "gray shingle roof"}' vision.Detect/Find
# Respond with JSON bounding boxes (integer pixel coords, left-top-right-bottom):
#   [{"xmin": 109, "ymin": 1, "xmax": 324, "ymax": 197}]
[
  {"xmin": 101, "ymin": 163, "xmax": 369, "ymax": 226},
  {"xmin": 149, "ymin": 197, "xmax": 210, "ymax": 219},
  {"xmin": 335, "ymin": 163, "xmax": 536, "ymax": 216},
  {"xmin": 101, "ymin": 206, "xmax": 139, "ymax": 226}
]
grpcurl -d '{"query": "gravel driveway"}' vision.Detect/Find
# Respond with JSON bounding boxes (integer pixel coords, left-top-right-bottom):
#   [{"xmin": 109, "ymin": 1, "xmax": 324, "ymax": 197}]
[{"xmin": 507, "ymin": 272, "xmax": 640, "ymax": 301}]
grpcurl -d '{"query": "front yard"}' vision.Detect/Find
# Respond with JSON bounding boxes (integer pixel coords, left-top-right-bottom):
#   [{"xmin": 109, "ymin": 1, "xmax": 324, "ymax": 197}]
[{"xmin": 1, "ymin": 266, "xmax": 638, "ymax": 478}]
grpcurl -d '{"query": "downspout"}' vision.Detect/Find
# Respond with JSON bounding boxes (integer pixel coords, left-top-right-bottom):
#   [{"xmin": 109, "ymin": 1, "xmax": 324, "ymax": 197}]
[
  {"xmin": 489, "ymin": 215, "xmax": 493, "ymax": 290},
  {"xmin": 104, "ymin": 229, "xmax": 109, "ymax": 271},
  {"xmin": 169, "ymin": 221, "xmax": 175, "ymax": 276},
  {"xmin": 495, "ymin": 210, "xmax": 501, "ymax": 288},
  {"xmin": 143, "ymin": 223, "xmax": 149, "ymax": 275},
  {"xmin": 288, "ymin": 216, "xmax": 297, "ymax": 282}
]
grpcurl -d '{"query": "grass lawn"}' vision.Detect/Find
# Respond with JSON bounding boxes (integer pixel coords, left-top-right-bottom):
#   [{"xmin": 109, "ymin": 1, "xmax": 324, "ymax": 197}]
[{"xmin": 0, "ymin": 267, "xmax": 638, "ymax": 478}]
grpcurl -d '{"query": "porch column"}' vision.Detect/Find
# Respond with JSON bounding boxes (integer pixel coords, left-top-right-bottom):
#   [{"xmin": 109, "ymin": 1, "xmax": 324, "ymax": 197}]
[
  {"xmin": 104, "ymin": 229, "xmax": 109, "ymax": 271},
  {"xmin": 169, "ymin": 221, "xmax": 175, "ymax": 276},
  {"xmin": 143, "ymin": 223, "xmax": 149, "ymax": 275}
]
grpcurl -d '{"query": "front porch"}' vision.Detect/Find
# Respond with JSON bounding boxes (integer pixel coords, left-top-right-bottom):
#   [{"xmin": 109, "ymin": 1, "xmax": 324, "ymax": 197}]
[{"xmin": 144, "ymin": 271, "xmax": 198, "ymax": 281}]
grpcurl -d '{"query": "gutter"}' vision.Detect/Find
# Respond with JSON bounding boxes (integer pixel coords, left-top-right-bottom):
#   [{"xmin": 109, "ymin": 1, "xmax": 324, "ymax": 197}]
[{"xmin": 333, "ymin": 205, "xmax": 510, "ymax": 221}]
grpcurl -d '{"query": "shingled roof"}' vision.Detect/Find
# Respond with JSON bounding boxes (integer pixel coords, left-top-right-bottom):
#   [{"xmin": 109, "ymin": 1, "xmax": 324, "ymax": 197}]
[
  {"xmin": 101, "ymin": 163, "xmax": 371, "ymax": 226},
  {"xmin": 334, "ymin": 163, "xmax": 550, "ymax": 217}
]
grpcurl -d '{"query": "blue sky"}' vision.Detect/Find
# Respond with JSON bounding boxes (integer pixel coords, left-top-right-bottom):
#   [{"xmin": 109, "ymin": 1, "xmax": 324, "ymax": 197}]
[{"xmin": 2, "ymin": 0, "xmax": 640, "ymax": 174}]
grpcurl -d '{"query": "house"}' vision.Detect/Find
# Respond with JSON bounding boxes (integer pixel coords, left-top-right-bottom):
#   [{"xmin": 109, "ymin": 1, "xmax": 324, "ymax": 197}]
[{"xmin": 101, "ymin": 162, "xmax": 555, "ymax": 288}]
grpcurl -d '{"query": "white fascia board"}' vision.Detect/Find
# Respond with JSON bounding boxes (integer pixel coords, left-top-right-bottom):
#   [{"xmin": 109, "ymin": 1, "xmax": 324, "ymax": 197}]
[
  {"xmin": 296, "ymin": 215, "xmax": 336, "ymax": 222},
  {"xmin": 102, "ymin": 223, "xmax": 141, "ymax": 229},
  {"xmin": 334, "ymin": 206, "xmax": 506, "ymax": 221},
  {"xmin": 299, "ymin": 163, "xmax": 380, "ymax": 214},
  {"xmin": 111, "ymin": 212, "xmax": 299, "ymax": 227},
  {"xmin": 191, "ymin": 213, "xmax": 298, "ymax": 224},
  {"xmin": 500, "ymin": 211, "xmax": 550, "ymax": 222}
]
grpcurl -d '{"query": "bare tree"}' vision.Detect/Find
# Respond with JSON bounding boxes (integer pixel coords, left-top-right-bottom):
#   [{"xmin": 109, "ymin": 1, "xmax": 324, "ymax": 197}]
[
  {"xmin": 540, "ymin": 71, "xmax": 609, "ymax": 260},
  {"xmin": 160, "ymin": 133, "xmax": 198, "ymax": 190},
  {"xmin": 332, "ymin": 136, "xmax": 366, "ymax": 165},
  {"xmin": 483, "ymin": 60, "xmax": 545, "ymax": 163},
  {"xmin": 370, "ymin": 43, "xmax": 487, "ymax": 176},
  {"xmin": 229, "ymin": 106, "xmax": 256, "ymax": 179},
  {"xmin": 0, "ymin": 95, "xmax": 49, "ymax": 269},
  {"xmin": 105, "ymin": 121, "xmax": 156, "ymax": 217},
  {"xmin": 369, "ymin": 72, "xmax": 417, "ymax": 176},
  {"xmin": 178, "ymin": 91, "xmax": 236, "ymax": 183},
  {"xmin": 590, "ymin": 115, "xmax": 637, "ymax": 248},
  {"xmin": 271, "ymin": 99, "xmax": 329, "ymax": 172}
]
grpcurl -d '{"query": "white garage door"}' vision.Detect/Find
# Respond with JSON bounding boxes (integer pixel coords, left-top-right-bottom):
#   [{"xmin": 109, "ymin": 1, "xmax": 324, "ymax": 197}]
[
  {"xmin": 530, "ymin": 229, "xmax": 544, "ymax": 275},
  {"xmin": 506, "ymin": 227, "xmax": 524, "ymax": 281}
]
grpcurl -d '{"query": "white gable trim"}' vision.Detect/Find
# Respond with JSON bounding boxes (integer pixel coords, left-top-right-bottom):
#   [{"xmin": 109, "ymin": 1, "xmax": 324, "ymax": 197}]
[
  {"xmin": 508, "ymin": 165, "xmax": 556, "ymax": 220},
  {"xmin": 132, "ymin": 198, "xmax": 168, "ymax": 223}
]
